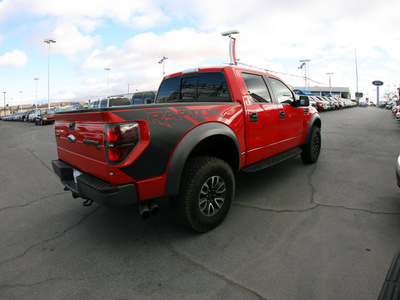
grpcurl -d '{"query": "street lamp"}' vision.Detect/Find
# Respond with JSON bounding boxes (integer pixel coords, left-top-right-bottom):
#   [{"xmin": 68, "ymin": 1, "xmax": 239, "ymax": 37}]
[
  {"xmin": 299, "ymin": 59, "xmax": 310, "ymax": 88},
  {"xmin": 19, "ymin": 91, "xmax": 23, "ymax": 112},
  {"xmin": 44, "ymin": 38, "xmax": 56, "ymax": 109},
  {"xmin": 326, "ymin": 72, "xmax": 334, "ymax": 94},
  {"xmin": 34, "ymin": 78, "xmax": 39, "ymax": 109},
  {"xmin": 158, "ymin": 55, "xmax": 168, "ymax": 77},
  {"xmin": 221, "ymin": 30, "xmax": 240, "ymax": 65},
  {"xmin": 104, "ymin": 68, "xmax": 110, "ymax": 98},
  {"xmin": 3, "ymin": 91, "xmax": 5, "ymax": 117}
]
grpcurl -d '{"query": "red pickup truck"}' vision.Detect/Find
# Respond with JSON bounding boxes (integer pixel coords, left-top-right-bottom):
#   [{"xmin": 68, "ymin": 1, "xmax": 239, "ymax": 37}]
[{"xmin": 52, "ymin": 66, "xmax": 321, "ymax": 232}]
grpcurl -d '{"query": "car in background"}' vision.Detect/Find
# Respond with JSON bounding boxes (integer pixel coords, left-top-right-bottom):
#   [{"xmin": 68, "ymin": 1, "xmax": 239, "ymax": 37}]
[
  {"xmin": 359, "ymin": 100, "xmax": 367, "ymax": 107},
  {"xmin": 34, "ymin": 108, "xmax": 55, "ymax": 125},
  {"xmin": 310, "ymin": 96, "xmax": 329, "ymax": 111},
  {"xmin": 130, "ymin": 90, "xmax": 156, "ymax": 104},
  {"xmin": 28, "ymin": 110, "xmax": 36, "ymax": 122},
  {"xmin": 55, "ymin": 105, "xmax": 80, "ymax": 113},
  {"xmin": 315, "ymin": 96, "xmax": 333, "ymax": 110},
  {"xmin": 88, "ymin": 97, "xmax": 131, "ymax": 109}
]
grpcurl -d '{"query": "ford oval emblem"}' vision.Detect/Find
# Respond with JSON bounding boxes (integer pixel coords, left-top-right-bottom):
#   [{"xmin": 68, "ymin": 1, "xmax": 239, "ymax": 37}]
[
  {"xmin": 67, "ymin": 134, "xmax": 76, "ymax": 143},
  {"xmin": 372, "ymin": 80, "xmax": 384, "ymax": 86}
]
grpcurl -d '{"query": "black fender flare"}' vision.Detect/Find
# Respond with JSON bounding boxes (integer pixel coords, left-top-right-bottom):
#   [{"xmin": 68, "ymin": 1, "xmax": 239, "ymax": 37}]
[
  {"xmin": 165, "ymin": 122, "xmax": 241, "ymax": 197},
  {"xmin": 304, "ymin": 114, "xmax": 321, "ymax": 145}
]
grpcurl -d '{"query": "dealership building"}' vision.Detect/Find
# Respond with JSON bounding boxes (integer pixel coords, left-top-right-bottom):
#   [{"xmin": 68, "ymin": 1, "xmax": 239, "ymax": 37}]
[{"xmin": 293, "ymin": 86, "xmax": 351, "ymax": 99}]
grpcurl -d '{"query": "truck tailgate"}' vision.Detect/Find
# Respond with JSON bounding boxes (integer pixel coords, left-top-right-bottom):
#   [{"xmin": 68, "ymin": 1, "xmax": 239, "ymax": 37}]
[{"xmin": 54, "ymin": 111, "xmax": 109, "ymax": 181}]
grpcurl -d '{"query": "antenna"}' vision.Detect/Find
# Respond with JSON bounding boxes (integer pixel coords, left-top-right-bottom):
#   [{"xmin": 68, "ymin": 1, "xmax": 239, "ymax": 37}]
[{"xmin": 221, "ymin": 30, "xmax": 240, "ymax": 65}]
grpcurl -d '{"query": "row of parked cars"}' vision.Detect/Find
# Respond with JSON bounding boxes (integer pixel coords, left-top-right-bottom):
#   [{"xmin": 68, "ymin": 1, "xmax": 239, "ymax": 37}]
[
  {"xmin": 2, "ymin": 108, "xmax": 56, "ymax": 125},
  {"xmin": 391, "ymin": 103, "xmax": 400, "ymax": 120},
  {"xmin": 299, "ymin": 95, "xmax": 358, "ymax": 111},
  {"xmin": 1, "ymin": 90, "xmax": 158, "ymax": 124}
]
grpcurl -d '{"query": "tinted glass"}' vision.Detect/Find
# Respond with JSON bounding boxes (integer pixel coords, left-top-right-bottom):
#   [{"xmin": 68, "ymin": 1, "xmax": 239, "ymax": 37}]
[
  {"xmin": 180, "ymin": 76, "xmax": 197, "ymax": 101},
  {"xmin": 156, "ymin": 77, "xmax": 180, "ymax": 103},
  {"xmin": 133, "ymin": 93, "xmax": 144, "ymax": 104},
  {"xmin": 155, "ymin": 72, "xmax": 230, "ymax": 103},
  {"xmin": 197, "ymin": 73, "xmax": 230, "ymax": 102},
  {"xmin": 242, "ymin": 73, "xmax": 271, "ymax": 103},
  {"xmin": 143, "ymin": 92, "xmax": 155, "ymax": 103},
  {"xmin": 269, "ymin": 78, "xmax": 294, "ymax": 104},
  {"xmin": 109, "ymin": 98, "xmax": 130, "ymax": 107},
  {"xmin": 100, "ymin": 99, "xmax": 108, "ymax": 107}
]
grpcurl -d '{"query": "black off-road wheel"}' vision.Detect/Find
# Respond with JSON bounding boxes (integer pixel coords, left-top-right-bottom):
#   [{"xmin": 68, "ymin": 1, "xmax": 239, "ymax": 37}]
[
  {"xmin": 301, "ymin": 126, "xmax": 321, "ymax": 164},
  {"xmin": 173, "ymin": 156, "xmax": 235, "ymax": 233}
]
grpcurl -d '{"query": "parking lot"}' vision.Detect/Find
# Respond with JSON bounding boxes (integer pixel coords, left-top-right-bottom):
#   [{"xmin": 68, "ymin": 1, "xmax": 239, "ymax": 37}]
[{"xmin": 0, "ymin": 107, "xmax": 399, "ymax": 299}]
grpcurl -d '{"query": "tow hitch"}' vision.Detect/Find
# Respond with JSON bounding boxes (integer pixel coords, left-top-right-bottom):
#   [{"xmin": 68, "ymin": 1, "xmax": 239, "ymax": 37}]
[{"xmin": 83, "ymin": 199, "xmax": 93, "ymax": 206}]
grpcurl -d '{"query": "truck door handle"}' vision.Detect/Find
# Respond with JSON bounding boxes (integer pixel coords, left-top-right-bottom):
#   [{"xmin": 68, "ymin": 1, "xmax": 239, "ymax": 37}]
[
  {"xmin": 250, "ymin": 112, "xmax": 258, "ymax": 122},
  {"xmin": 280, "ymin": 111, "xmax": 285, "ymax": 119}
]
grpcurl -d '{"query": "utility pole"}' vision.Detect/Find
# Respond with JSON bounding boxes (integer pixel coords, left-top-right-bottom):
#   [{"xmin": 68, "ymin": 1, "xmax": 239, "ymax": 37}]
[
  {"xmin": 326, "ymin": 73, "xmax": 334, "ymax": 94},
  {"xmin": 44, "ymin": 38, "xmax": 56, "ymax": 109},
  {"xmin": 34, "ymin": 78, "xmax": 39, "ymax": 109},
  {"xmin": 104, "ymin": 68, "xmax": 110, "ymax": 98}
]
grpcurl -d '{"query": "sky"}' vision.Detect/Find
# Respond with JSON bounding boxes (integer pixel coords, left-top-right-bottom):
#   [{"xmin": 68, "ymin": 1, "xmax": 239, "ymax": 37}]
[{"xmin": 0, "ymin": 0, "xmax": 399, "ymax": 107}]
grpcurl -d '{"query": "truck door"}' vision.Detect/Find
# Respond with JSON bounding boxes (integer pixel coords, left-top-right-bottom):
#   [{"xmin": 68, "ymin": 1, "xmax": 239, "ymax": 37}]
[
  {"xmin": 241, "ymin": 72, "xmax": 280, "ymax": 165},
  {"xmin": 268, "ymin": 77, "xmax": 304, "ymax": 152}
]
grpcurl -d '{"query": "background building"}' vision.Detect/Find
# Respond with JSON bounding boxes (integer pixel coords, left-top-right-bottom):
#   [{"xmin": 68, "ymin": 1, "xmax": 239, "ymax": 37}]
[{"xmin": 293, "ymin": 86, "xmax": 351, "ymax": 99}]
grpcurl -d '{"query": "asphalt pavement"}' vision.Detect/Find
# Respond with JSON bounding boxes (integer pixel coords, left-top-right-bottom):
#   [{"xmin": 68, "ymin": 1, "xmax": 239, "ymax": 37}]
[{"xmin": 0, "ymin": 107, "xmax": 399, "ymax": 299}]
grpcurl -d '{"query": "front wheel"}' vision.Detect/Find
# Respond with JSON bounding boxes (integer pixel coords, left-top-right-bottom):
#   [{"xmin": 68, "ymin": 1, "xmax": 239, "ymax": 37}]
[
  {"xmin": 174, "ymin": 156, "xmax": 235, "ymax": 233},
  {"xmin": 301, "ymin": 126, "xmax": 321, "ymax": 164}
]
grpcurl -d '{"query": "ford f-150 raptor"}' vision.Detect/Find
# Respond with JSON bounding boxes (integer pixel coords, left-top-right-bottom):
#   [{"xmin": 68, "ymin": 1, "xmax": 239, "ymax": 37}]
[{"xmin": 52, "ymin": 65, "xmax": 321, "ymax": 232}]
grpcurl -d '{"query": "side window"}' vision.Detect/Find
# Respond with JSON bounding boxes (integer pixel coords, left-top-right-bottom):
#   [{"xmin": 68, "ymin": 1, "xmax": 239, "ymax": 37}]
[
  {"xmin": 143, "ymin": 92, "xmax": 155, "ymax": 104},
  {"xmin": 100, "ymin": 99, "xmax": 108, "ymax": 107},
  {"xmin": 197, "ymin": 73, "xmax": 230, "ymax": 102},
  {"xmin": 155, "ymin": 77, "xmax": 180, "ymax": 103},
  {"xmin": 133, "ymin": 93, "xmax": 144, "ymax": 104},
  {"xmin": 242, "ymin": 73, "xmax": 272, "ymax": 103},
  {"xmin": 269, "ymin": 78, "xmax": 294, "ymax": 104}
]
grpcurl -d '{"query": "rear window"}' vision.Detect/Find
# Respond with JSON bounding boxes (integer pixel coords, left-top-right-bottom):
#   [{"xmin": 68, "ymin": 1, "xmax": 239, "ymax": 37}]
[{"xmin": 156, "ymin": 72, "xmax": 231, "ymax": 103}]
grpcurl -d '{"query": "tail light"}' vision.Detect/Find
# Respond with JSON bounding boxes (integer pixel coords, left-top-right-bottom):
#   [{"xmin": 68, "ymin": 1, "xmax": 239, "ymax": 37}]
[{"xmin": 104, "ymin": 123, "xmax": 140, "ymax": 164}]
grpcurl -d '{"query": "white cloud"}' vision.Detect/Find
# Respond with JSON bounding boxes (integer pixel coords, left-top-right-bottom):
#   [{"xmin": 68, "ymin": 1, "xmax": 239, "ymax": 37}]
[
  {"xmin": 0, "ymin": 50, "xmax": 28, "ymax": 67},
  {"xmin": 0, "ymin": 0, "xmax": 171, "ymax": 31},
  {"xmin": 82, "ymin": 28, "xmax": 227, "ymax": 70},
  {"xmin": 50, "ymin": 26, "xmax": 100, "ymax": 58}
]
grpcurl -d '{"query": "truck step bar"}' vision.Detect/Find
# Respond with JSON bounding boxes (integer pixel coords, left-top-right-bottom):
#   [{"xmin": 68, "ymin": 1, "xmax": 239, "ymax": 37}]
[{"xmin": 242, "ymin": 147, "xmax": 302, "ymax": 172}]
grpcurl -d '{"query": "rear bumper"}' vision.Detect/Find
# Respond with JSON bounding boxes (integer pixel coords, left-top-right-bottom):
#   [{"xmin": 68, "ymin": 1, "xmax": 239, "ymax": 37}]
[{"xmin": 52, "ymin": 159, "xmax": 137, "ymax": 206}]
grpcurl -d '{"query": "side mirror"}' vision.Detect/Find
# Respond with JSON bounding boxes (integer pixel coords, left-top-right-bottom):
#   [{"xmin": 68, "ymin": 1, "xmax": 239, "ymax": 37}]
[{"xmin": 299, "ymin": 96, "xmax": 310, "ymax": 107}]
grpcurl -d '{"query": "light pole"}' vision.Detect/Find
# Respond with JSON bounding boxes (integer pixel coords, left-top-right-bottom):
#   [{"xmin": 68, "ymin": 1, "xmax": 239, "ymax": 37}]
[
  {"xmin": 326, "ymin": 72, "xmax": 334, "ymax": 94},
  {"xmin": 299, "ymin": 59, "xmax": 310, "ymax": 88},
  {"xmin": 44, "ymin": 38, "xmax": 56, "ymax": 109},
  {"xmin": 104, "ymin": 68, "xmax": 110, "ymax": 98},
  {"xmin": 158, "ymin": 55, "xmax": 168, "ymax": 77},
  {"xmin": 3, "ymin": 91, "xmax": 5, "ymax": 117},
  {"xmin": 19, "ymin": 91, "xmax": 23, "ymax": 112},
  {"xmin": 34, "ymin": 78, "xmax": 39, "ymax": 109}
]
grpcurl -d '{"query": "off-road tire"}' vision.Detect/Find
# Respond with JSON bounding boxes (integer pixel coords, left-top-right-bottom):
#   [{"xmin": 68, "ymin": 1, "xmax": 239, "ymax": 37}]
[
  {"xmin": 301, "ymin": 126, "xmax": 321, "ymax": 164},
  {"xmin": 174, "ymin": 156, "xmax": 235, "ymax": 233}
]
